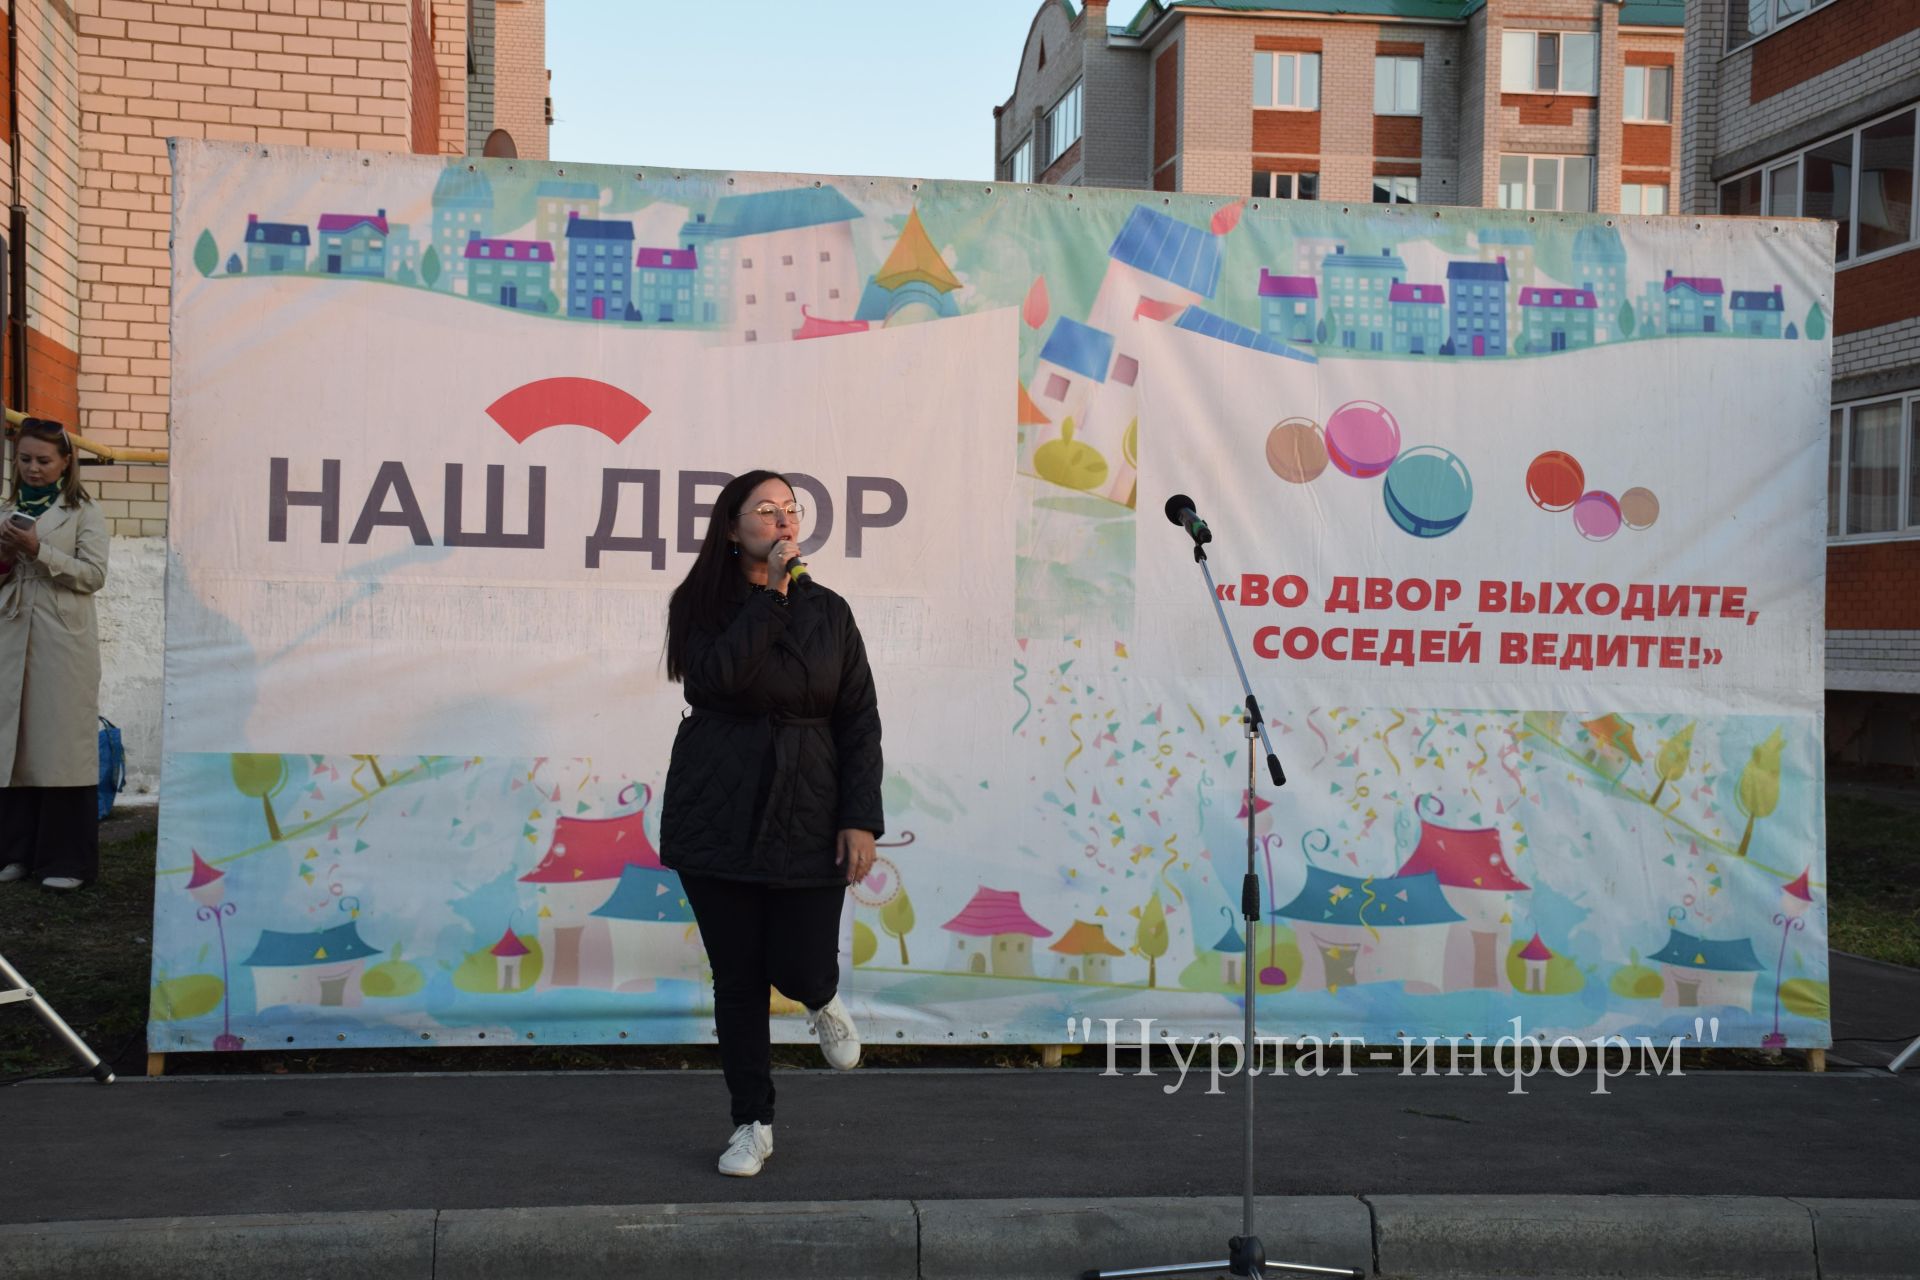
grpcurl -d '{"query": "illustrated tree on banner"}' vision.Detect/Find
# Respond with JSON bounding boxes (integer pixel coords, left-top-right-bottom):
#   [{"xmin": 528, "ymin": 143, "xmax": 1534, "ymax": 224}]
[
  {"xmin": 231, "ymin": 753, "xmax": 288, "ymax": 842},
  {"xmin": 1735, "ymin": 729, "xmax": 1785, "ymax": 858}
]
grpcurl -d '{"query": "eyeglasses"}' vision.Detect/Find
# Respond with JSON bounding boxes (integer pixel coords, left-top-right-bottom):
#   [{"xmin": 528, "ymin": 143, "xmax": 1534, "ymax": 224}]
[{"xmin": 748, "ymin": 502, "xmax": 805, "ymax": 523}]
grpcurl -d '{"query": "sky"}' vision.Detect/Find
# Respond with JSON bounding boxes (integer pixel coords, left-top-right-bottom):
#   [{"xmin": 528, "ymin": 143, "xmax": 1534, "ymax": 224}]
[{"xmin": 547, "ymin": 0, "xmax": 1064, "ymax": 181}]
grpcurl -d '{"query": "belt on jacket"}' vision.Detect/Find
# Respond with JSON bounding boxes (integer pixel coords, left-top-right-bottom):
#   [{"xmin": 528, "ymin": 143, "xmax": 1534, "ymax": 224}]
[{"xmin": 686, "ymin": 707, "xmax": 831, "ymax": 729}]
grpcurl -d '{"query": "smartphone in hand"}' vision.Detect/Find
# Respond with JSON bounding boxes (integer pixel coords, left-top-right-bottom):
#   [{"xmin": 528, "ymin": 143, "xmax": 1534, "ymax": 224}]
[{"xmin": 6, "ymin": 512, "xmax": 35, "ymax": 531}]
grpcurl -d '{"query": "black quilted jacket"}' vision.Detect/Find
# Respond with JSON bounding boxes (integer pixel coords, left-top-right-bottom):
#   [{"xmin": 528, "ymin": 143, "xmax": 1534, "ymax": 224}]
[{"xmin": 660, "ymin": 574, "xmax": 884, "ymax": 887}]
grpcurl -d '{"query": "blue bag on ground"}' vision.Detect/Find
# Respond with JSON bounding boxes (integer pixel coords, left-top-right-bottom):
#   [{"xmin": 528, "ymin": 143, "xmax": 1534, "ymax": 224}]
[{"xmin": 97, "ymin": 716, "xmax": 126, "ymax": 820}]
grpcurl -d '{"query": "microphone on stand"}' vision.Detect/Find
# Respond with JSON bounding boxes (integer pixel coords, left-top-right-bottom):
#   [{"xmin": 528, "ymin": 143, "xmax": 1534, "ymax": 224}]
[{"xmin": 1164, "ymin": 493, "xmax": 1213, "ymax": 545}]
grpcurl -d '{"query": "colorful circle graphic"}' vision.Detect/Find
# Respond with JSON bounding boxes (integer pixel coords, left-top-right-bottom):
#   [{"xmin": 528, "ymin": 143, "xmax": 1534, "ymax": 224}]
[
  {"xmin": 1620, "ymin": 486, "xmax": 1661, "ymax": 530},
  {"xmin": 1383, "ymin": 446, "xmax": 1474, "ymax": 538},
  {"xmin": 1573, "ymin": 490, "xmax": 1623, "ymax": 541},
  {"xmin": 1265, "ymin": 417, "xmax": 1329, "ymax": 484},
  {"xmin": 1526, "ymin": 450, "xmax": 1586, "ymax": 512},
  {"xmin": 1325, "ymin": 400, "xmax": 1401, "ymax": 478}
]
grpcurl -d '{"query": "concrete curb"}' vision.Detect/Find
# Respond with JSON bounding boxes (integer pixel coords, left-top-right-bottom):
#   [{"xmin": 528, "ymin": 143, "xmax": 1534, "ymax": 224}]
[{"xmin": 3, "ymin": 1196, "xmax": 1917, "ymax": 1280}]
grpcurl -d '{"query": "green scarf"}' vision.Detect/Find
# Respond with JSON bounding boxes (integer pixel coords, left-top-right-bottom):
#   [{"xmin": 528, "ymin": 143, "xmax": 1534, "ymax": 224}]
[{"xmin": 15, "ymin": 482, "xmax": 61, "ymax": 518}]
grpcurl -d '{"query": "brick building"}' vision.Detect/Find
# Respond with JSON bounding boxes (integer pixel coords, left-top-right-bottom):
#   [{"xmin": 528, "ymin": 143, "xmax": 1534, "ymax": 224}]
[
  {"xmin": 0, "ymin": 0, "xmax": 549, "ymax": 790},
  {"xmin": 1681, "ymin": 1, "xmax": 1920, "ymax": 762},
  {"xmin": 994, "ymin": 0, "xmax": 1683, "ymax": 214}
]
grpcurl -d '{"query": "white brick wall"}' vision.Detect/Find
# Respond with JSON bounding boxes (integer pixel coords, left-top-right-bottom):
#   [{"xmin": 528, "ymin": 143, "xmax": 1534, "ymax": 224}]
[
  {"xmin": 1829, "ymin": 629, "xmax": 1920, "ymax": 692},
  {"xmin": 1835, "ymin": 315, "xmax": 1920, "ymax": 382}
]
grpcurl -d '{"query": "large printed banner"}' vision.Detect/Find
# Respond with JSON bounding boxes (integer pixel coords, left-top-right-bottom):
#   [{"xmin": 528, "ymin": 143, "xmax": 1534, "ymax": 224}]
[{"xmin": 155, "ymin": 140, "xmax": 1833, "ymax": 1054}]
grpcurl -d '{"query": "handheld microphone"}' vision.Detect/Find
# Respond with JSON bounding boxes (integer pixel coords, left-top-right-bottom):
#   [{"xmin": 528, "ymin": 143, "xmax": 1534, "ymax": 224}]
[
  {"xmin": 786, "ymin": 557, "xmax": 809, "ymax": 582},
  {"xmin": 1164, "ymin": 493, "xmax": 1213, "ymax": 545}
]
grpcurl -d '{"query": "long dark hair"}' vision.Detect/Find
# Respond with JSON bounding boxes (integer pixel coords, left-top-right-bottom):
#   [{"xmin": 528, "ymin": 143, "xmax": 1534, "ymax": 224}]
[
  {"xmin": 665, "ymin": 469, "xmax": 791, "ymax": 683},
  {"xmin": 10, "ymin": 417, "xmax": 91, "ymax": 508}
]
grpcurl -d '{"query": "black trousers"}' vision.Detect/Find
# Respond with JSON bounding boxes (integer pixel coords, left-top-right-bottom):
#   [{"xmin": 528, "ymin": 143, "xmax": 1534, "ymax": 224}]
[
  {"xmin": 0, "ymin": 786, "xmax": 99, "ymax": 882},
  {"xmin": 680, "ymin": 872, "xmax": 846, "ymax": 1127}
]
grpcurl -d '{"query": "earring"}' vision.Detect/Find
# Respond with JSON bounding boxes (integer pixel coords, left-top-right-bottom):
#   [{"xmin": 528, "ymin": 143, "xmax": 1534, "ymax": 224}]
[{"xmin": 729, "ymin": 542, "xmax": 739, "ymax": 556}]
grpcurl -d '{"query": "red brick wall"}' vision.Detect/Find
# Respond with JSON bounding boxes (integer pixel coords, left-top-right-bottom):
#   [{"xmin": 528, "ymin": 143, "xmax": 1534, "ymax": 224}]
[
  {"xmin": 1153, "ymin": 45, "xmax": 1178, "ymax": 171},
  {"xmin": 22, "ymin": 326, "xmax": 81, "ymax": 433},
  {"xmin": 409, "ymin": 0, "xmax": 441, "ymax": 155},
  {"xmin": 1834, "ymin": 248, "xmax": 1920, "ymax": 336},
  {"xmin": 1254, "ymin": 111, "xmax": 1321, "ymax": 154},
  {"xmin": 1830, "ymin": 542, "xmax": 1920, "ymax": 629},
  {"xmin": 1624, "ymin": 49, "xmax": 1674, "ymax": 67},
  {"xmin": 1373, "ymin": 160, "xmax": 1422, "ymax": 178},
  {"xmin": 1377, "ymin": 40, "xmax": 1423, "ymax": 58},
  {"xmin": 1374, "ymin": 114, "xmax": 1422, "ymax": 158},
  {"xmin": 1751, "ymin": 0, "xmax": 1920, "ymax": 102},
  {"xmin": 1040, "ymin": 138, "xmax": 1082, "ymax": 184},
  {"xmin": 1254, "ymin": 35, "xmax": 1321, "ymax": 53},
  {"xmin": 0, "ymin": 13, "xmax": 11, "ymax": 146},
  {"xmin": 1622, "ymin": 123, "xmax": 1672, "ymax": 169}
]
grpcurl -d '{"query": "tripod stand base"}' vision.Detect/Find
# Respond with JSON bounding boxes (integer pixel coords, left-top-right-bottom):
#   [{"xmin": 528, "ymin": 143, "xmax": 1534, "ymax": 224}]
[{"xmin": 1082, "ymin": 1237, "xmax": 1363, "ymax": 1279}]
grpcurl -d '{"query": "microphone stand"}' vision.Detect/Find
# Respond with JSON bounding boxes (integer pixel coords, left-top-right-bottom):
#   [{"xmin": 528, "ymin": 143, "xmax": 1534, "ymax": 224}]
[{"xmin": 1083, "ymin": 521, "xmax": 1363, "ymax": 1280}]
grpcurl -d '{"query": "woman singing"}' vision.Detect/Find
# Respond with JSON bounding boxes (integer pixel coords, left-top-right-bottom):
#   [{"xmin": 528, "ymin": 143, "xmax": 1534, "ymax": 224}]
[{"xmin": 661, "ymin": 469, "xmax": 883, "ymax": 1177}]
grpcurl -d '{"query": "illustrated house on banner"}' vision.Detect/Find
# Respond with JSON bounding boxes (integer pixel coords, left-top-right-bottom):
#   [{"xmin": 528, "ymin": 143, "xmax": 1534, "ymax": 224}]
[
  {"xmin": 564, "ymin": 215, "xmax": 635, "ymax": 321},
  {"xmin": 1388, "ymin": 283, "xmax": 1447, "ymax": 355},
  {"xmin": 679, "ymin": 186, "xmax": 864, "ymax": 344},
  {"xmin": 431, "ymin": 167, "xmax": 493, "ymax": 294},
  {"xmin": 490, "ymin": 927, "xmax": 531, "ymax": 992},
  {"xmin": 1025, "ymin": 316, "xmax": 1116, "ymax": 478},
  {"xmin": 1049, "ymin": 918, "xmax": 1125, "ymax": 983},
  {"xmin": 1661, "ymin": 270, "xmax": 1725, "ymax": 334},
  {"xmin": 590, "ymin": 861, "xmax": 703, "ymax": 992},
  {"xmin": 1518, "ymin": 286, "xmax": 1598, "ymax": 354},
  {"xmin": 1321, "ymin": 245, "xmax": 1406, "ymax": 353},
  {"xmin": 1207, "ymin": 916, "xmax": 1247, "ymax": 986},
  {"xmin": 1731, "ymin": 285, "xmax": 1785, "ymax": 337},
  {"xmin": 534, "ymin": 178, "xmax": 602, "ymax": 310},
  {"xmin": 942, "ymin": 886, "xmax": 1053, "ymax": 977},
  {"xmin": 855, "ymin": 207, "xmax": 963, "ymax": 326},
  {"xmin": 1257, "ymin": 270, "xmax": 1317, "ymax": 344},
  {"xmin": 1392, "ymin": 811, "xmax": 1530, "ymax": 992},
  {"xmin": 519, "ymin": 811, "xmax": 660, "ymax": 989},
  {"xmin": 1518, "ymin": 932, "xmax": 1553, "ymax": 992},
  {"xmin": 1271, "ymin": 866, "xmax": 1462, "ymax": 993},
  {"xmin": 242, "ymin": 921, "xmax": 383, "ymax": 1011},
  {"xmin": 316, "ymin": 210, "xmax": 389, "ymax": 277},
  {"xmin": 634, "ymin": 247, "xmax": 699, "ymax": 323},
  {"xmin": 1571, "ymin": 225, "xmax": 1628, "ymax": 340},
  {"xmin": 243, "ymin": 215, "xmax": 309, "ymax": 274},
  {"xmin": 1446, "ymin": 257, "xmax": 1510, "ymax": 356},
  {"xmin": 1647, "ymin": 928, "xmax": 1764, "ymax": 1010},
  {"xmin": 464, "ymin": 236, "xmax": 556, "ymax": 312}
]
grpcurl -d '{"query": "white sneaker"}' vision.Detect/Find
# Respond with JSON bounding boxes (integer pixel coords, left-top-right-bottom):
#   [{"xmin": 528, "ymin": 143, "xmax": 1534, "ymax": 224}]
[
  {"xmin": 41, "ymin": 877, "xmax": 82, "ymax": 891},
  {"xmin": 807, "ymin": 993, "xmax": 862, "ymax": 1070},
  {"xmin": 718, "ymin": 1121, "xmax": 773, "ymax": 1177},
  {"xmin": 0, "ymin": 864, "xmax": 26, "ymax": 882}
]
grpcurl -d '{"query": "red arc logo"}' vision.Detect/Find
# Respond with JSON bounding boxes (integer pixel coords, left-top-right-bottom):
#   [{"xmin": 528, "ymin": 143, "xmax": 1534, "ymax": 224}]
[{"xmin": 485, "ymin": 377, "xmax": 651, "ymax": 444}]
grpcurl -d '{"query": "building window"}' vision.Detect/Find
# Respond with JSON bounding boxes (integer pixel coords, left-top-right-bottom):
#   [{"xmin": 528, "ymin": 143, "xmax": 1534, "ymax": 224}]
[
  {"xmin": 1047, "ymin": 81, "xmax": 1083, "ymax": 160},
  {"xmin": 1113, "ymin": 354, "xmax": 1139, "ymax": 386},
  {"xmin": 1500, "ymin": 31, "xmax": 1597, "ymax": 95},
  {"xmin": 1253, "ymin": 171, "xmax": 1318, "ymax": 200},
  {"xmin": 1719, "ymin": 105, "xmax": 1916, "ymax": 265},
  {"xmin": 1620, "ymin": 184, "xmax": 1668, "ymax": 215},
  {"xmin": 1499, "ymin": 154, "xmax": 1593, "ymax": 211},
  {"xmin": 1373, "ymin": 176, "xmax": 1417, "ymax": 205},
  {"xmin": 1726, "ymin": 0, "xmax": 1840, "ymax": 54},
  {"xmin": 1254, "ymin": 51, "xmax": 1321, "ymax": 111},
  {"xmin": 1374, "ymin": 56, "xmax": 1420, "ymax": 116},
  {"xmin": 1008, "ymin": 136, "xmax": 1034, "ymax": 184},
  {"xmin": 1829, "ymin": 396, "xmax": 1920, "ymax": 540},
  {"xmin": 1623, "ymin": 64, "xmax": 1672, "ymax": 123}
]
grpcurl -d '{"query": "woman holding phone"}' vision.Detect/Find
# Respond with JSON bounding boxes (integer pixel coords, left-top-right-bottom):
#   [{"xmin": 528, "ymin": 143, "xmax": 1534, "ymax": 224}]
[{"xmin": 0, "ymin": 418, "xmax": 109, "ymax": 891}]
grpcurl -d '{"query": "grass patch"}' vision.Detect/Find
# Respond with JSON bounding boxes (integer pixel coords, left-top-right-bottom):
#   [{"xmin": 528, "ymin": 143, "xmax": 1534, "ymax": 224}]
[
  {"xmin": 0, "ymin": 821, "xmax": 160, "ymax": 1081},
  {"xmin": 1826, "ymin": 793, "xmax": 1920, "ymax": 969}
]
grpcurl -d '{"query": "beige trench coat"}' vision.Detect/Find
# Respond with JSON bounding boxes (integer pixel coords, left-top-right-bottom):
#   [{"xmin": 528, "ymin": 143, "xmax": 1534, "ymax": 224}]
[{"xmin": 0, "ymin": 498, "xmax": 109, "ymax": 787}]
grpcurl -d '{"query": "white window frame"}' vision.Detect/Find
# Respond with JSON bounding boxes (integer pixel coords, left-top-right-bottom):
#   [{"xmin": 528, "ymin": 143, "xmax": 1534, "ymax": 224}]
[
  {"xmin": 1828, "ymin": 393, "xmax": 1920, "ymax": 544},
  {"xmin": 1501, "ymin": 30, "xmax": 1597, "ymax": 95},
  {"xmin": 1254, "ymin": 51, "xmax": 1321, "ymax": 111},
  {"xmin": 1718, "ymin": 102, "xmax": 1919, "ymax": 270},
  {"xmin": 1373, "ymin": 175, "xmax": 1418, "ymax": 205},
  {"xmin": 1254, "ymin": 171, "xmax": 1319, "ymax": 200},
  {"xmin": 1498, "ymin": 154, "xmax": 1594, "ymax": 211},
  {"xmin": 1620, "ymin": 183, "xmax": 1668, "ymax": 215},
  {"xmin": 1008, "ymin": 135, "xmax": 1034, "ymax": 184},
  {"xmin": 1623, "ymin": 64, "xmax": 1672, "ymax": 123},
  {"xmin": 1374, "ymin": 56, "xmax": 1421, "ymax": 116},
  {"xmin": 1725, "ymin": 0, "xmax": 1841, "ymax": 56},
  {"xmin": 1046, "ymin": 81, "xmax": 1083, "ymax": 162}
]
